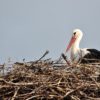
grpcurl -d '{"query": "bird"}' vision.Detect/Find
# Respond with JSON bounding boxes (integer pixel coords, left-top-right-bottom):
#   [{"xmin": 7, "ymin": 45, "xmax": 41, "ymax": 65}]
[{"xmin": 65, "ymin": 29, "xmax": 100, "ymax": 63}]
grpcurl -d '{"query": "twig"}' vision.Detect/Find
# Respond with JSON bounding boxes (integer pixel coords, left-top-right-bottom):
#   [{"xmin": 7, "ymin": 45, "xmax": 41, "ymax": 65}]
[
  {"xmin": 30, "ymin": 50, "xmax": 49, "ymax": 66},
  {"xmin": 89, "ymin": 76, "xmax": 100, "ymax": 88},
  {"xmin": 0, "ymin": 78, "xmax": 38, "ymax": 86},
  {"xmin": 61, "ymin": 53, "xmax": 70, "ymax": 65},
  {"xmin": 11, "ymin": 87, "xmax": 19, "ymax": 100},
  {"xmin": 63, "ymin": 84, "xmax": 85, "ymax": 99},
  {"xmin": 38, "ymin": 50, "xmax": 49, "ymax": 61},
  {"xmin": 26, "ymin": 95, "xmax": 40, "ymax": 100}
]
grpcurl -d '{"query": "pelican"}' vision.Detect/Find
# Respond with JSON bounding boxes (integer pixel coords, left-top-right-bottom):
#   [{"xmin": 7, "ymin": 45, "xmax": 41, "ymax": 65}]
[{"xmin": 66, "ymin": 29, "xmax": 100, "ymax": 63}]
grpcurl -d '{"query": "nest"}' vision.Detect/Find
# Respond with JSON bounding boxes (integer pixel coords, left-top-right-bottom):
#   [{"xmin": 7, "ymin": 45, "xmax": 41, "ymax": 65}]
[{"xmin": 0, "ymin": 51, "xmax": 100, "ymax": 100}]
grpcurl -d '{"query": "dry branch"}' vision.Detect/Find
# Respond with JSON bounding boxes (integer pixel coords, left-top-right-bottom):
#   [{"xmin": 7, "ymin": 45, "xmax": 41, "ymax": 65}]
[{"xmin": 0, "ymin": 55, "xmax": 100, "ymax": 100}]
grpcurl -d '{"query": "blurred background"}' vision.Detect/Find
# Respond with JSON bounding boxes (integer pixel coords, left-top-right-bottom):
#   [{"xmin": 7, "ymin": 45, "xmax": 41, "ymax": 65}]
[{"xmin": 0, "ymin": 0, "xmax": 100, "ymax": 63}]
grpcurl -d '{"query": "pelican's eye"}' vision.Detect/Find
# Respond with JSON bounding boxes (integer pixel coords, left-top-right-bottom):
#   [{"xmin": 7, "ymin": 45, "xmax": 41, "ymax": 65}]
[{"xmin": 73, "ymin": 32, "xmax": 76, "ymax": 35}]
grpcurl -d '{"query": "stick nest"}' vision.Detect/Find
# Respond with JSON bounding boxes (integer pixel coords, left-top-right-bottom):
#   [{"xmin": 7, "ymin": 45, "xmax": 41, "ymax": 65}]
[{"xmin": 0, "ymin": 58, "xmax": 100, "ymax": 100}]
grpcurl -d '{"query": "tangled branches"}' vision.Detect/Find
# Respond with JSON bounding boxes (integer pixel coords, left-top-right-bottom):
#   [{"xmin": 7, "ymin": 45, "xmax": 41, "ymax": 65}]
[{"xmin": 0, "ymin": 53, "xmax": 100, "ymax": 100}]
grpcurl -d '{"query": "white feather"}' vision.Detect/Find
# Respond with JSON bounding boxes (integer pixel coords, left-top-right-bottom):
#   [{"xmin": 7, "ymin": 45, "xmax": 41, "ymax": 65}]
[{"xmin": 80, "ymin": 48, "xmax": 90, "ymax": 57}]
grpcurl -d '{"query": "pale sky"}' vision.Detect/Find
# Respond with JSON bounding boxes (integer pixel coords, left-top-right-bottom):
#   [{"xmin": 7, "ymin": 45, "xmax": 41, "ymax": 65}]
[{"xmin": 0, "ymin": 0, "xmax": 100, "ymax": 63}]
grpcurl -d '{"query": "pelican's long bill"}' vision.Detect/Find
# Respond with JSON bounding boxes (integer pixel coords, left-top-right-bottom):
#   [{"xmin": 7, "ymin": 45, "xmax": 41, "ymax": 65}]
[{"xmin": 66, "ymin": 36, "xmax": 76, "ymax": 52}]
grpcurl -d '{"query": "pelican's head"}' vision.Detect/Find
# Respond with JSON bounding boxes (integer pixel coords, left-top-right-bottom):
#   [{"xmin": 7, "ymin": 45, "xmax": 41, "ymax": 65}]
[{"xmin": 66, "ymin": 29, "xmax": 83, "ymax": 52}]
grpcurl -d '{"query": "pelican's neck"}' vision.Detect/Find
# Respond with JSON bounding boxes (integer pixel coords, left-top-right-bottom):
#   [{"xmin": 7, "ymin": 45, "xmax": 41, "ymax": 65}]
[
  {"xmin": 71, "ymin": 38, "xmax": 80, "ymax": 52},
  {"xmin": 70, "ymin": 39, "xmax": 81, "ymax": 62},
  {"xmin": 70, "ymin": 37, "xmax": 82, "ymax": 61}
]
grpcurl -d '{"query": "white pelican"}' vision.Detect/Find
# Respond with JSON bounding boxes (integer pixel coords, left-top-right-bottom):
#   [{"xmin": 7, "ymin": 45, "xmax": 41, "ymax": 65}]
[{"xmin": 66, "ymin": 29, "xmax": 100, "ymax": 63}]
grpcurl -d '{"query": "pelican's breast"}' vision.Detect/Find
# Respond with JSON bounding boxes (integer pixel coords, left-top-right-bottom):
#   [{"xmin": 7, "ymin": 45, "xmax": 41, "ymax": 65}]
[{"xmin": 71, "ymin": 48, "xmax": 80, "ymax": 62}]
